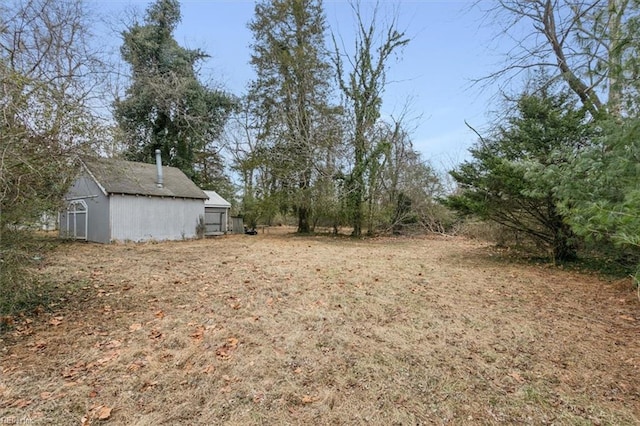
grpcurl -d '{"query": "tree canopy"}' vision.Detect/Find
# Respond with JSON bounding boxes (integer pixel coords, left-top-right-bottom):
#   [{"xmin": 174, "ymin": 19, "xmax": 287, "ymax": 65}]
[
  {"xmin": 114, "ymin": 0, "xmax": 235, "ymax": 187},
  {"xmin": 1, "ymin": 0, "xmax": 105, "ymax": 315}
]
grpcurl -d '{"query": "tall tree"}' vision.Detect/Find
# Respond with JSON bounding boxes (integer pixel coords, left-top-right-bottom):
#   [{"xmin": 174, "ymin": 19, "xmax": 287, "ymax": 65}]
[
  {"xmin": 114, "ymin": 0, "xmax": 235, "ymax": 186},
  {"xmin": 478, "ymin": 0, "xmax": 640, "ymax": 117},
  {"xmin": 447, "ymin": 86, "xmax": 591, "ymax": 261},
  {"xmin": 248, "ymin": 0, "xmax": 334, "ymax": 233},
  {"xmin": 332, "ymin": 2, "xmax": 409, "ymax": 236}
]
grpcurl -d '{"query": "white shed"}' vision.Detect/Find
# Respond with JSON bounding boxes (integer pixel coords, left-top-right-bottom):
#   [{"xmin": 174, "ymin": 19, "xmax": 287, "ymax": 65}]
[
  {"xmin": 59, "ymin": 154, "xmax": 208, "ymax": 243},
  {"xmin": 203, "ymin": 190, "xmax": 231, "ymax": 235}
]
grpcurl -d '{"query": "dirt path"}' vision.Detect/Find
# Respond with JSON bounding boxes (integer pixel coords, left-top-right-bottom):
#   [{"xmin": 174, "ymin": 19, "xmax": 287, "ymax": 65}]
[{"xmin": 1, "ymin": 230, "xmax": 639, "ymax": 425}]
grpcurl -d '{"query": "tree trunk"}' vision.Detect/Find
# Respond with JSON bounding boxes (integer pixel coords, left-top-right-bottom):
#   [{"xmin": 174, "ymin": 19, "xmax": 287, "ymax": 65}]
[
  {"xmin": 553, "ymin": 227, "xmax": 578, "ymax": 262},
  {"xmin": 606, "ymin": 0, "xmax": 628, "ymax": 117},
  {"xmin": 350, "ymin": 137, "xmax": 365, "ymax": 237},
  {"xmin": 541, "ymin": 0, "xmax": 603, "ymax": 117},
  {"xmin": 298, "ymin": 205, "xmax": 311, "ymax": 233},
  {"xmin": 549, "ymin": 201, "xmax": 577, "ymax": 262}
]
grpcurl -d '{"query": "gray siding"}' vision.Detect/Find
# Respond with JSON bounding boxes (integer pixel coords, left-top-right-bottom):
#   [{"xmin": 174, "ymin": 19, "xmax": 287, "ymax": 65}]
[
  {"xmin": 60, "ymin": 173, "xmax": 111, "ymax": 243},
  {"xmin": 110, "ymin": 195, "xmax": 204, "ymax": 242}
]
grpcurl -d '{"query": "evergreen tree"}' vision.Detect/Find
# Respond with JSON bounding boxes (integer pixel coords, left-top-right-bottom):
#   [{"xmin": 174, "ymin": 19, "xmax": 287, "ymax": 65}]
[
  {"xmin": 114, "ymin": 0, "xmax": 235, "ymax": 186},
  {"xmin": 557, "ymin": 117, "xmax": 640, "ymax": 269},
  {"xmin": 447, "ymin": 88, "xmax": 591, "ymax": 261}
]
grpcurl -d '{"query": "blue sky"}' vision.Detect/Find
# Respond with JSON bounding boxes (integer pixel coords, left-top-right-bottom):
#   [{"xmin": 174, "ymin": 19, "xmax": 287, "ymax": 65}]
[{"xmin": 93, "ymin": 0, "xmax": 514, "ymax": 171}]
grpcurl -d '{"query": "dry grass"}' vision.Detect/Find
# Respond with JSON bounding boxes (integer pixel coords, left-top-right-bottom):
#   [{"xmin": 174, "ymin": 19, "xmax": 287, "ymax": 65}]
[{"xmin": 1, "ymin": 227, "xmax": 639, "ymax": 425}]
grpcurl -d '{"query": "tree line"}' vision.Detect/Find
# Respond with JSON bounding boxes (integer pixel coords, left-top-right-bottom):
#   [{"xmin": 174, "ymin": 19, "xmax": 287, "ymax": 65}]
[{"xmin": 110, "ymin": 0, "xmax": 446, "ymax": 237}]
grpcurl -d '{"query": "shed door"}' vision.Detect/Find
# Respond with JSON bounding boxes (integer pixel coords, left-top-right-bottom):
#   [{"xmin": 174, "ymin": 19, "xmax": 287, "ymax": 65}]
[
  {"xmin": 66, "ymin": 200, "xmax": 88, "ymax": 240},
  {"xmin": 205, "ymin": 209, "xmax": 224, "ymax": 234}
]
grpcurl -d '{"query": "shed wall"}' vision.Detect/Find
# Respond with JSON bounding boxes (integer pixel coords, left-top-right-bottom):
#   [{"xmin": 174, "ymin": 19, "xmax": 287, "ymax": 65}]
[
  {"xmin": 60, "ymin": 173, "xmax": 111, "ymax": 243},
  {"xmin": 110, "ymin": 195, "xmax": 204, "ymax": 242}
]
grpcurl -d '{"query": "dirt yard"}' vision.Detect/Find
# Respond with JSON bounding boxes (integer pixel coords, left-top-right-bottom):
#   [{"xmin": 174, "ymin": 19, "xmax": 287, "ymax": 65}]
[{"xmin": 1, "ymin": 228, "xmax": 639, "ymax": 425}]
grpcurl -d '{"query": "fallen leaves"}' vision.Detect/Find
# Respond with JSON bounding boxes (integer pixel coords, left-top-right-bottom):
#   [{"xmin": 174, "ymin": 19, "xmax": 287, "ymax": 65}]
[
  {"xmin": 227, "ymin": 296, "xmax": 242, "ymax": 310},
  {"xmin": 97, "ymin": 406, "xmax": 112, "ymax": 419},
  {"xmin": 39, "ymin": 391, "xmax": 66, "ymax": 401},
  {"xmin": 148, "ymin": 329, "xmax": 163, "ymax": 340},
  {"xmin": 11, "ymin": 398, "xmax": 32, "ymax": 408},
  {"xmin": 190, "ymin": 325, "xmax": 205, "ymax": 341},
  {"xmin": 129, "ymin": 323, "xmax": 143, "ymax": 332},
  {"xmin": 140, "ymin": 381, "xmax": 158, "ymax": 392},
  {"xmin": 508, "ymin": 371, "xmax": 525, "ymax": 384},
  {"xmin": 30, "ymin": 340, "xmax": 47, "ymax": 352},
  {"xmin": 5, "ymin": 230, "xmax": 640, "ymax": 426},
  {"xmin": 201, "ymin": 365, "xmax": 215, "ymax": 374},
  {"xmin": 215, "ymin": 337, "xmax": 239, "ymax": 360},
  {"xmin": 49, "ymin": 316, "xmax": 64, "ymax": 326},
  {"xmin": 95, "ymin": 351, "xmax": 119, "ymax": 365},
  {"xmin": 127, "ymin": 359, "xmax": 147, "ymax": 372},
  {"xmin": 95, "ymin": 339, "xmax": 121, "ymax": 350},
  {"xmin": 300, "ymin": 395, "xmax": 319, "ymax": 404},
  {"xmin": 81, "ymin": 405, "xmax": 112, "ymax": 425},
  {"xmin": 62, "ymin": 361, "xmax": 87, "ymax": 380}
]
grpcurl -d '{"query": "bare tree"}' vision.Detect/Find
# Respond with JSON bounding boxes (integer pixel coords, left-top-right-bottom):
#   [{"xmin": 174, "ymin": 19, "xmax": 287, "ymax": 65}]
[
  {"xmin": 1, "ymin": 0, "xmax": 105, "ymax": 225},
  {"xmin": 332, "ymin": 1, "xmax": 409, "ymax": 236},
  {"xmin": 0, "ymin": 0, "xmax": 106, "ymax": 315},
  {"xmin": 476, "ymin": 0, "xmax": 639, "ymax": 117}
]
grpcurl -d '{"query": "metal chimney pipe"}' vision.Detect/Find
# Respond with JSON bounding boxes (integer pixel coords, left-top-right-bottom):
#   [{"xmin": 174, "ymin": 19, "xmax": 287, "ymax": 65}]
[{"xmin": 155, "ymin": 149, "xmax": 164, "ymax": 188}]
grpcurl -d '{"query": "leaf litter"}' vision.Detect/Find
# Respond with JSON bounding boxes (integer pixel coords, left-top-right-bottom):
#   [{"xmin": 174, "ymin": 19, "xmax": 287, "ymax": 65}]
[{"xmin": 0, "ymin": 227, "xmax": 639, "ymax": 424}]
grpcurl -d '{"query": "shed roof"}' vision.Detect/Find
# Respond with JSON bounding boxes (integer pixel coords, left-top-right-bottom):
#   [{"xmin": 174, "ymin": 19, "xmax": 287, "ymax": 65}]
[
  {"xmin": 204, "ymin": 190, "xmax": 231, "ymax": 208},
  {"xmin": 82, "ymin": 157, "xmax": 208, "ymax": 200}
]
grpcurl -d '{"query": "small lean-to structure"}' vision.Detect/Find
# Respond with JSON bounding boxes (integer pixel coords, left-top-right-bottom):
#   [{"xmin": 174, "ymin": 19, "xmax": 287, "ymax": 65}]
[
  {"xmin": 203, "ymin": 190, "xmax": 231, "ymax": 235},
  {"xmin": 59, "ymin": 151, "xmax": 208, "ymax": 243}
]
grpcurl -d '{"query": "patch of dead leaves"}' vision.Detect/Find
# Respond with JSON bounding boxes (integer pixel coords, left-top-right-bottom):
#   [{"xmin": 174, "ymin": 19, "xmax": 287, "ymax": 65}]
[
  {"xmin": 201, "ymin": 365, "xmax": 215, "ymax": 374},
  {"xmin": 49, "ymin": 316, "xmax": 64, "ymax": 326},
  {"xmin": 227, "ymin": 296, "xmax": 241, "ymax": 310},
  {"xmin": 190, "ymin": 325, "xmax": 205, "ymax": 341},
  {"xmin": 300, "ymin": 395, "xmax": 319, "ymax": 404},
  {"xmin": 508, "ymin": 371, "xmax": 525, "ymax": 383},
  {"xmin": 215, "ymin": 337, "xmax": 239, "ymax": 360},
  {"xmin": 10, "ymin": 398, "xmax": 32, "ymax": 408},
  {"xmin": 81, "ymin": 405, "xmax": 112, "ymax": 425}
]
